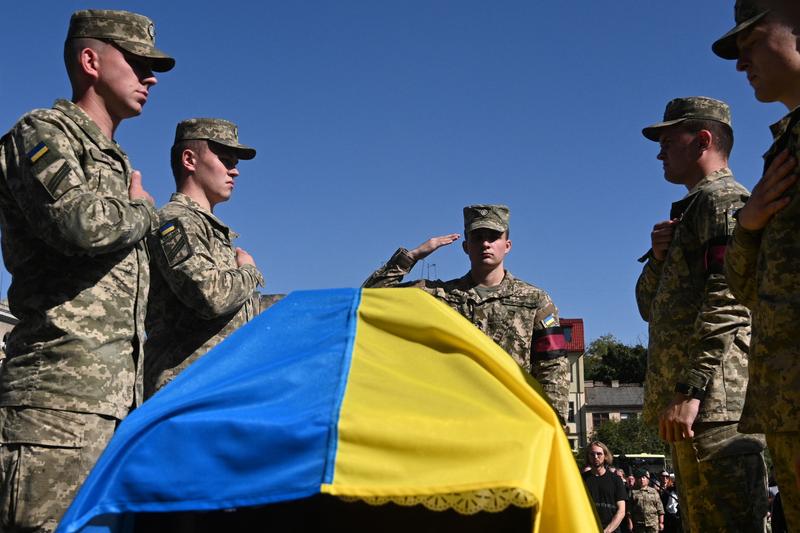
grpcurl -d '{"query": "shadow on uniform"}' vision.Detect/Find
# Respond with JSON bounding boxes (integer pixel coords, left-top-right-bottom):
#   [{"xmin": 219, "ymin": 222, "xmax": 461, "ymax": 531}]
[{"xmin": 134, "ymin": 494, "xmax": 533, "ymax": 532}]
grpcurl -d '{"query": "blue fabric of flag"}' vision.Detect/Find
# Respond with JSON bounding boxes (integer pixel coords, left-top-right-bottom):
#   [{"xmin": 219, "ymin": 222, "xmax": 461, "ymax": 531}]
[{"xmin": 56, "ymin": 289, "xmax": 361, "ymax": 533}]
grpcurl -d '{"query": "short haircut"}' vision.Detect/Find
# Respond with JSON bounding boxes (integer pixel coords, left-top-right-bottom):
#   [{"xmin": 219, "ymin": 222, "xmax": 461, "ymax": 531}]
[
  {"xmin": 680, "ymin": 119, "xmax": 734, "ymax": 158},
  {"xmin": 587, "ymin": 440, "xmax": 613, "ymax": 467},
  {"xmin": 63, "ymin": 37, "xmax": 108, "ymax": 79},
  {"xmin": 170, "ymin": 139, "xmax": 208, "ymax": 185}
]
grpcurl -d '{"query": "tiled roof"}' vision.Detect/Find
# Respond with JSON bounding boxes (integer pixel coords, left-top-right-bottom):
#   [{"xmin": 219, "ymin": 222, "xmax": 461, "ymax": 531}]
[
  {"xmin": 560, "ymin": 318, "xmax": 584, "ymax": 353},
  {"xmin": 585, "ymin": 384, "xmax": 643, "ymax": 408}
]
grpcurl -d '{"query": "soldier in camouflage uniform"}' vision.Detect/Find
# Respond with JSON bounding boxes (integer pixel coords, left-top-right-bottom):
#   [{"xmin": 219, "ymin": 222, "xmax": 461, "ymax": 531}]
[
  {"xmin": 0, "ymin": 10, "xmax": 174, "ymax": 532},
  {"xmin": 713, "ymin": 1, "xmax": 800, "ymax": 528},
  {"xmin": 627, "ymin": 470, "xmax": 664, "ymax": 533},
  {"xmin": 635, "ymin": 97, "xmax": 768, "ymax": 532},
  {"xmin": 363, "ymin": 205, "xmax": 569, "ymax": 423},
  {"xmin": 145, "ymin": 119, "xmax": 264, "ymax": 396}
]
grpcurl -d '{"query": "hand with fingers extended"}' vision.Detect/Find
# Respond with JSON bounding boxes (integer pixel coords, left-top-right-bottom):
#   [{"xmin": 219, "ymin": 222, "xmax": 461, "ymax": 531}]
[
  {"xmin": 650, "ymin": 220, "xmax": 678, "ymax": 261},
  {"xmin": 408, "ymin": 233, "xmax": 460, "ymax": 261},
  {"xmin": 128, "ymin": 170, "xmax": 155, "ymax": 205},
  {"xmin": 738, "ymin": 149, "xmax": 798, "ymax": 231}
]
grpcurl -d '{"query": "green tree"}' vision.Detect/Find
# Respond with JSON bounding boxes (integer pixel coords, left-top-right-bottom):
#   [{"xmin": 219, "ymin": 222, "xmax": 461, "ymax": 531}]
[
  {"xmin": 588, "ymin": 417, "xmax": 667, "ymax": 458},
  {"xmin": 584, "ymin": 334, "xmax": 647, "ymax": 383}
]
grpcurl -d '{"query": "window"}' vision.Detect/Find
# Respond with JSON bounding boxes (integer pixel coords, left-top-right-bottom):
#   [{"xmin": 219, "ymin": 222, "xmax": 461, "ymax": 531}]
[
  {"xmin": 569, "ymin": 438, "xmax": 577, "ymax": 452},
  {"xmin": 568, "ymin": 401, "xmax": 575, "ymax": 423},
  {"xmin": 620, "ymin": 412, "xmax": 638, "ymax": 420},
  {"xmin": 592, "ymin": 412, "xmax": 610, "ymax": 428},
  {"xmin": 563, "ymin": 326, "xmax": 573, "ymax": 343}
]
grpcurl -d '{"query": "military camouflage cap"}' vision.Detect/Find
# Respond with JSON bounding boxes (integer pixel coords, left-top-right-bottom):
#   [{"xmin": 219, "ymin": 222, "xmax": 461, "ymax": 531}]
[
  {"xmin": 67, "ymin": 10, "xmax": 175, "ymax": 72},
  {"xmin": 463, "ymin": 204, "xmax": 509, "ymax": 234},
  {"xmin": 174, "ymin": 118, "xmax": 256, "ymax": 160},
  {"xmin": 712, "ymin": 0, "xmax": 771, "ymax": 60},
  {"xmin": 642, "ymin": 97, "xmax": 732, "ymax": 141}
]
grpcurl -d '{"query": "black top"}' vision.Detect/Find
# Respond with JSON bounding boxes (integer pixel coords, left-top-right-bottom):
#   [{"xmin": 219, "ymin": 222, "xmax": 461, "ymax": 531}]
[{"xmin": 584, "ymin": 469, "xmax": 626, "ymax": 532}]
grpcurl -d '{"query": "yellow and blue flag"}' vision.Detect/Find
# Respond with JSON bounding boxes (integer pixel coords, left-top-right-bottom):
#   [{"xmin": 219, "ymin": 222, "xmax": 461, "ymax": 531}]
[{"xmin": 57, "ymin": 288, "xmax": 596, "ymax": 533}]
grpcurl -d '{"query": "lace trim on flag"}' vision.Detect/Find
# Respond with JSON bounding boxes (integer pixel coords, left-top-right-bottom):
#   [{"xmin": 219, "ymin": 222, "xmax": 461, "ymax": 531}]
[{"xmin": 337, "ymin": 487, "xmax": 537, "ymax": 515}]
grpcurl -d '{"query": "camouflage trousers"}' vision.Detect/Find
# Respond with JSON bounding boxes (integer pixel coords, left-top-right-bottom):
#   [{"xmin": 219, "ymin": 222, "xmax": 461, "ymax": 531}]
[
  {"xmin": 765, "ymin": 432, "xmax": 800, "ymax": 533},
  {"xmin": 671, "ymin": 421, "xmax": 768, "ymax": 533},
  {"xmin": 0, "ymin": 407, "xmax": 116, "ymax": 533}
]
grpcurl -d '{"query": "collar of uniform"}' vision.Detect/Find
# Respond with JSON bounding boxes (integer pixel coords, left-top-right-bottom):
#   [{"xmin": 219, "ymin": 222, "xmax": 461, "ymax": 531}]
[
  {"xmin": 52, "ymin": 99, "xmax": 124, "ymax": 155},
  {"xmin": 459, "ymin": 270, "xmax": 515, "ymax": 299},
  {"xmin": 169, "ymin": 192, "xmax": 238, "ymax": 238},
  {"xmin": 686, "ymin": 167, "xmax": 733, "ymax": 195},
  {"xmin": 769, "ymin": 106, "xmax": 800, "ymax": 140}
]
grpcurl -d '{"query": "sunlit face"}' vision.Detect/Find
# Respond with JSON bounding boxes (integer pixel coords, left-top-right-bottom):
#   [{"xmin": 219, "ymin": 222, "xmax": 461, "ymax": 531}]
[
  {"xmin": 462, "ymin": 228, "xmax": 511, "ymax": 272},
  {"xmin": 193, "ymin": 143, "xmax": 240, "ymax": 207},
  {"xmin": 657, "ymin": 127, "xmax": 701, "ymax": 186},
  {"xmin": 95, "ymin": 44, "xmax": 158, "ymax": 121},
  {"xmin": 736, "ymin": 18, "xmax": 800, "ymax": 106},
  {"xmin": 588, "ymin": 445, "xmax": 605, "ymax": 469}
]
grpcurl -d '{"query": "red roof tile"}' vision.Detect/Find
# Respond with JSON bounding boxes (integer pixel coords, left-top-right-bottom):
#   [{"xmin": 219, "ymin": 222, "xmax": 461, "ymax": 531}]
[{"xmin": 560, "ymin": 318, "xmax": 584, "ymax": 353}]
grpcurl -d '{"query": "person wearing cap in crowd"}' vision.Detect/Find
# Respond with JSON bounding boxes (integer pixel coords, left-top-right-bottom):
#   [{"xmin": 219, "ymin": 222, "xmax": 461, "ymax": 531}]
[
  {"xmin": 362, "ymin": 205, "xmax": 569, "ymax": 423},
  {"xmin": 626, "ymin": 469, "xmax": 664, "ymax": 533},
  {"xmin": 658, "ymin": 471, "xmax": 680, "ymax": 533},
  {"xmin": 144, "ymin": 119, "xmax": 264, "ymax": 396},
  {"xmin": 712, "ymin": 0, "xmax": 800, "ymax": 528},
  {"xmin": 0, "ymin": 9, "xmax": 174, "ymax": 531},
  {"xmin": 635, "ymin": 96, "xmax": 768, "ymax": 532},
  {"xmin": 583, "ymin": 441, "xmax": 627, "ymax": 533}
]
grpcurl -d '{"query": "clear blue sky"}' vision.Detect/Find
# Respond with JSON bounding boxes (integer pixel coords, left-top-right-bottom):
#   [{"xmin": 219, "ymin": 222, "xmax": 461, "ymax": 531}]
[{"xmin": 0, "ymin": 1, "xmax": 789, "ymax": 347}]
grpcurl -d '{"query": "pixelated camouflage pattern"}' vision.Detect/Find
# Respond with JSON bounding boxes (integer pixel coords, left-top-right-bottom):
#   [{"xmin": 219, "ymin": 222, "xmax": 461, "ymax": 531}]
[
  {"xmin": 636, "ymin": 169, "xmax": 751, "ymax": 426},
  {"xmin": 463, "ymin": 204, "xmax": 509, "ymax": 234},
  {"xmin": 726, "ymin": 109, "xmax": 800, "ymax": 434},
  {"xmin": 0, "ymin": 100, "xmax": 157, "ymax": 419},
  {"xmin": 671, "ymin": 423, "xmax": 767, "ymax": 532},
  {"xmin": 67, "ymin": 9, "xmax": 174, "ymax": 72},
  {"xmin": 174, "ymin": 118, "xmax": 255, "ymax": 159},
  {"xmin": 765, "ymin": 432, "xmax": 800, "ymax": 531},
  {"xmin": 642, "ymin": 97, "xmax": 732, "ymax": 141},
  {"xmin": 363, "ymin": 248, "xmax": 570, "ymax": 422},
  {"xmin": 0, "ymin": 406, "xmax": 116, "ymax": 532},
  {"xmin": 629, "ymin": 485, "xmax": 663, "ymax": 532},
  {"xmin": 145, "ymin": 193, "xmax": 264, "ymax": 396}
]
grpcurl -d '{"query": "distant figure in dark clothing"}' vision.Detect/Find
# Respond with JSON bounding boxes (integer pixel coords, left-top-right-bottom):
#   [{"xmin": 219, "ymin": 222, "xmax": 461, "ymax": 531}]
[{"xmin": 583, "ymin": 441, "xmax": 626, "ymax": 533}]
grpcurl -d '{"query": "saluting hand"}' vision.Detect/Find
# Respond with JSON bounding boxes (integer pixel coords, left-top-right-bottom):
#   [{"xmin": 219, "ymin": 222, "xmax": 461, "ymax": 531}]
[
  {"xmin": 738, "ymin": 149, "xmax": 797, "ymax": 231},
  {"xmin": 128, "ymin": 170, "xmax": 155, "ymax": 205},
  {"xmin": 408, "ymin": 233, "xmax": 460, "ymax": 261},
  {"xmin": 650, "ymin": 220, "xmax": 677, "ymax": 261}
]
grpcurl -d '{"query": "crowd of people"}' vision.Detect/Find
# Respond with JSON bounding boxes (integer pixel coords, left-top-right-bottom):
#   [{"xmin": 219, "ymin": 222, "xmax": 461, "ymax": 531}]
[
  {"xmin": 1, "ymin": 1, "xmax": 800, "ymax": 532},
  {"xmin": 582, "ymin": 441, "xmax": 793, "ymax": 533}
]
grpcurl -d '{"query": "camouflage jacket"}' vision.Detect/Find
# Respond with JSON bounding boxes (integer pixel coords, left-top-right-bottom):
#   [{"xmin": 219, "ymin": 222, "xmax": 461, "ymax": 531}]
[
  {"xmin": 629, "ymin": 486, "xmax": 664, "ymax": 527},
  {"xmin": 144, "ymin": 193, "xmax": 264, "ymax": 396},
  {"xmin": 0, "ymin": 100, "xmax": 157, "ymax": 419},
  {"xmin": 726, "ymin": 108, "xmax": 800, "ymax": 433},
  {"xmin": 636, "ymin": 169, "xmax": 750, "ymax": 426},
  {"xmin": 363, "ymin": 248, "xmax": 569, "ymax": 422}
]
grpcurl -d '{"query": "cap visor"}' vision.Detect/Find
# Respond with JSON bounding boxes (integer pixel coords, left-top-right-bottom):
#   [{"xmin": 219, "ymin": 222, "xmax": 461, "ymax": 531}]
[
  {"xmin": 213, "ymin": 140, "xmax": 257, "ymax": 160},
  {"xmin": 641, "ymin": 118, "xmax": 687, "ymax": 141},
  {"xmin": 711, "ymin": 11, "xmax": 769, "ymax": 60},
  {"xmin": 115, "ymin": 41, "xmax": 176, "ymax": 72}
]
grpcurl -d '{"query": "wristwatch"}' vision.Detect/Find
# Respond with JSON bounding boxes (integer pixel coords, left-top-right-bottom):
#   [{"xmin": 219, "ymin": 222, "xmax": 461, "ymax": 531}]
[{"xmin": 675, "ymin": 382, "xmax": 706, "ymax": 401}]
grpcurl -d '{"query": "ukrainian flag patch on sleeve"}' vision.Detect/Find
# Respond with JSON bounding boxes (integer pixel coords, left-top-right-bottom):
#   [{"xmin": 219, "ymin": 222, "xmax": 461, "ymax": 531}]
[
  {"xmin": 542, "ymin": 314, "xmax": 557, "ymax": 328},
  {"xmin": 159, "ymin": 219, "xmax": 192, "ymax": 268},
  {"xmin": 27, "ymin": 142, "xmax": 49, "ymax": 164}
]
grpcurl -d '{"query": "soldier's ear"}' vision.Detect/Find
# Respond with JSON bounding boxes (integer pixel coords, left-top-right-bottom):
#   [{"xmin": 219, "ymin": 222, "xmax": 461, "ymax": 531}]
[
  {"xmin": 505, "ymin": 239, "xmax": 512, "ymax": 253},
  {"xmin": 78, "ymin": 46, "xmax": 102, "ymax": 81},
  {"xmin": 461, "ymin": 240, "xmax": 468, "ymax": 254},
  {"xmin": 182, "ymin": 148, "xmax": 197, "ymax": 173}
]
